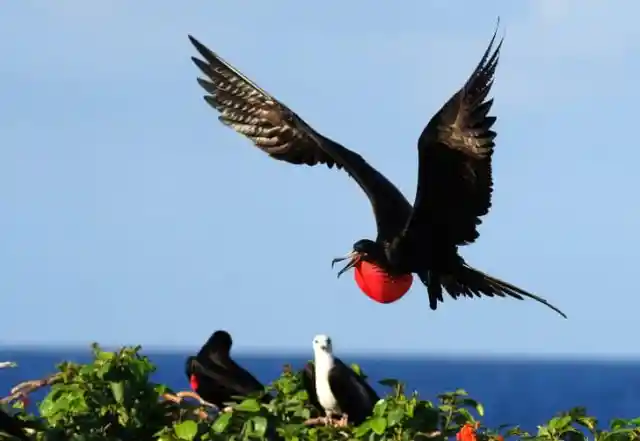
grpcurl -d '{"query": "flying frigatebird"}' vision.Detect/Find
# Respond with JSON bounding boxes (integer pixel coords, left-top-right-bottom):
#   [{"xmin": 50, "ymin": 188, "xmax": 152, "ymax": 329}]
[
  {"xmin": 187, "ymin": 23, "xmax": 566, "ymax": 318},
  {"xmin": 185, "ymin": 330, "xmax": 269, "ymax": 408},
  {"xmin": 302, "ymin": 334, "xmax": 379, "ymax": 426}
]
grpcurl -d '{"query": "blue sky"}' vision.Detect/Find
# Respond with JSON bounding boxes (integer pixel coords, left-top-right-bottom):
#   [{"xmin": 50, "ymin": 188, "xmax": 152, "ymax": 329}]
[{"xmin": 1, "ymin": 1, "xmax": 638, "ymax": 356}]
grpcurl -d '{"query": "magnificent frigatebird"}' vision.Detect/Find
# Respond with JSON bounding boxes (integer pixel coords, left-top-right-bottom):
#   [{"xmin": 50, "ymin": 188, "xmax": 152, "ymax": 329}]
[
  {"xmin": 187, "ymin": 24, "xmax": 566, "ymax": 318},
  {"xmin": 185, "ymin": 330, "xmax": 269, "ymax": 408},
  {"xmin": 0, "ymin": 409, "xmax": 29, "ymax": 441},
  {"xmin": 302, "ymin": 334, "xmax": 379, "ymax": 426}
]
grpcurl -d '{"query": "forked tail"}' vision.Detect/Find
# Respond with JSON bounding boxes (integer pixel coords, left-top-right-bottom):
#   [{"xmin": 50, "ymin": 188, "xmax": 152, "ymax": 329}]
[{"xmin": 422, "ymin": 264, "xmax": 567, "ymax": 318}]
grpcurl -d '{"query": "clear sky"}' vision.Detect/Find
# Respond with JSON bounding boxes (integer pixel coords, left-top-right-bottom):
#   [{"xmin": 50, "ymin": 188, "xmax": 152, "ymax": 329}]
[{"xmin": 1, "ymin": 1, "xmax": 638, "ymax": 357}]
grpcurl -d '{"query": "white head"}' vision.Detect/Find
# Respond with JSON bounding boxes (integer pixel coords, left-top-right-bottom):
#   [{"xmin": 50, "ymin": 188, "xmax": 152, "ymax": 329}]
[{"xmin": 312, "ymin": 334, "xmax": 333, "ymax": 355}]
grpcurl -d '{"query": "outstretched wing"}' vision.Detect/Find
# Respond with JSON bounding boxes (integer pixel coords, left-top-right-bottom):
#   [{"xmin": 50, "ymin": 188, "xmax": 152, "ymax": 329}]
[
  {"xmin": 188, "ymin": 35, "xmax": 412, "ymax": 241},
  {"xmin": 400, "ymin": 25, "xmax": 503, "ymax": 248}
]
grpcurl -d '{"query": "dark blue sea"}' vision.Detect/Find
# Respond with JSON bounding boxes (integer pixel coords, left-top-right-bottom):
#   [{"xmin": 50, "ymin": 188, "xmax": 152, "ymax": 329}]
[{"xmin": 2, "ymin": 349, "xmax": 640, "ymax": 433}]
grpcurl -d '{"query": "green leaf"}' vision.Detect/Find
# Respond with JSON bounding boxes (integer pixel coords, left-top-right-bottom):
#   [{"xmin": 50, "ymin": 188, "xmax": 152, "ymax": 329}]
[
  {"xmin": 235, "ymin": 398, "xmax": 261, "ymax": 412},
  {"xmin": 251, "ymin": 416, "xmax": 268, "ymax": 437},
  {"xmin": 212, "ymin": 412, "xmax": 233, "ymax": 433},
  {"xmin": 577, "ymin": 416, "xmax": 598, "ymax": 432},
  {"xmin": 96, "ymin": 350, "xmax": 115, "ymax": 361},
  {"xmin": 353, "ymin": 420, "xmax": 371, "ymax": 438},
  {"xmin": 110, "ymin": 381, "xmax": 125, "ymax": 404},
  {"xmin": 610, "ymin": 418, "xmax": 628, "ymax": 430},
  {"xmin": 369, "ymin": 416, "xmax": 387, "ymax": 435},
  {"xmin": 455, "ymin": 408, "xmax": 476, "ymax": 425},
  {"xmin": 378, "ymin": 379, "xmax": 400, "ymax": 388},
  {"xmin": 350, "ymin": 363, "xmax": 362, "ymax": 376},
  {"xmin": 174, "ymin": 420, "xmax": 198, "ymax": 441},
  {"xmin": 373, "ymin": 400, "xmax": 388, "ymax": 417},
  {"xmin": 387, "ymin": 408, "xmax": 405, "ymax": 427},
  {"xmin": 548, "ymin": 415, "xmax": 572, "ymax": 432},
  {"xmin": 627, "ymin": 417, "xmax": 640, "ymax": 426},
  {"xmin": 461, "ymin": 398, "xmax": 484, "ymax": 417}
]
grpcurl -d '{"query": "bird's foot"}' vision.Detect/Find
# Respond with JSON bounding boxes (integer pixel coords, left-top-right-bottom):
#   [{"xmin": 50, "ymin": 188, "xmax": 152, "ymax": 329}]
[{"xmin": 337, "ymin": 414, "xmax": 349, "ymax": 427}]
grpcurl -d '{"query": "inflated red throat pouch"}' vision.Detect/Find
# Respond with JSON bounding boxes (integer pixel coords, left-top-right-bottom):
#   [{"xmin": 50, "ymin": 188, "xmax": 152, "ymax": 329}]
[{"xmin": 354, "ymin": 261, "xmax": 413, "ymax": 304}]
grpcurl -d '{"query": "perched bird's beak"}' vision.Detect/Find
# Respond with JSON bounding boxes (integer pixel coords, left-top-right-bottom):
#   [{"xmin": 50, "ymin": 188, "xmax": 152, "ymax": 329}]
[{"xmin": 331, "ymin": 251, "xmax": 362, "ymax": 278}]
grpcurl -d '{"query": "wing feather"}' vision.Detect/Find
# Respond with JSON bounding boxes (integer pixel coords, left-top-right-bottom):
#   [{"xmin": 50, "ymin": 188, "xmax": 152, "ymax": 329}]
[
  {"xmin": 329, "ymin": 358, "xmax": 379, "ymax": 425},
  {"xmin": 189, "ymin": 35, "xmax": 412, "ymax": 240},
  {"xmin": 401, "ymin": 24, "xmax": 503, "ymax": 248},
  {"xmin": 301, "ymin": 362, "xmax": 324, "ymax": 414}
]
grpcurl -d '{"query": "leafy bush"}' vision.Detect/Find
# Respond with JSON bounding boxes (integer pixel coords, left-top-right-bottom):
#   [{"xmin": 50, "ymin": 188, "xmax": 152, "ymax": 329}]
[{"xmin": 1, "ymin": 344, "xmax": 639, "ymax": 441}]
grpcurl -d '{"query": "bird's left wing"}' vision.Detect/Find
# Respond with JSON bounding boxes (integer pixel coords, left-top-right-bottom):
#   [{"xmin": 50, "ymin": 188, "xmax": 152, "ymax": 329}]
[
  {"xmin": 188, "ymin": 35, "xmax": 412, "ymax": 241},
  {"xmin": 399, "ymin": 24, "xmax": 503, "ymax": 248},
  {"xmin": 330, "ymin": 359, "xmax": 380, "ymax": 422}
]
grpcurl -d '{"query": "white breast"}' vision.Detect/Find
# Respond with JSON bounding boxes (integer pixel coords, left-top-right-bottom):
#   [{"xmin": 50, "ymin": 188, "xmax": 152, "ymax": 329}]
[{"xmin": 314, "ymin": 354, "xmax": 340, "ymax": 413}]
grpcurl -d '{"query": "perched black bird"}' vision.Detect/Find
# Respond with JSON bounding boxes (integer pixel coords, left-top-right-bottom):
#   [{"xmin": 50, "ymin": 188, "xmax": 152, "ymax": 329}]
[
  {"xmin": 301, "ymin": 334, "xmax": 379, "ymax": 426},
  {"xmin": 185, "ymin": 330, "xmax": 269, "ymax": 408},
  {"xmin": 0, "ymin": 409, "xmax": 29, "ymax": 441},
  {"xmin": 187, "ymin": 22, "xmax": 566, "ymax": 318}
]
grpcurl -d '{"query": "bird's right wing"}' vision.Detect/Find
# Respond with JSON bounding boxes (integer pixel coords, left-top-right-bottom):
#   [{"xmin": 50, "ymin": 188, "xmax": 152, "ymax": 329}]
[
  {"xmin": 301, "ymin": 362, "xmax": 323, "ymax": 413},
  {"xmin": 189, "ymin": 35, "xmax": 412, "ymax": 241}
]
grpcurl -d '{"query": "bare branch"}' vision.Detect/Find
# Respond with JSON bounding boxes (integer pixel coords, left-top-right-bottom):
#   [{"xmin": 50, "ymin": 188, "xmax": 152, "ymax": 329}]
[
  {"xmin": 1, "ymin": 373, "xmax": 63, "ymax": 404},
  {"xmin": 303, "ymin": 416, "xmax": 347, "ymax": 427}
]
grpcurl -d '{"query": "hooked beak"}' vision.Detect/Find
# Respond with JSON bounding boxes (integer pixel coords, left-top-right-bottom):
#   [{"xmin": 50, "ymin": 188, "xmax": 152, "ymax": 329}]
[{"xmin": 331, "ymin": 251, "xmax": 362, "ymax": 278}]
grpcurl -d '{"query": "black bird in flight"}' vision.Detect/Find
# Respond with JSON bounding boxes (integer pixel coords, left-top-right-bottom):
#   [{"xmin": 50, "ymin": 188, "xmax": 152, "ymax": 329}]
[
  {"xmin": 301, "ymin": 334, "xmax": 380, "ymax": 426},
  {"xmin": 187, "ymin": 22, "xmax": 566, "ymax": 319},
  {"xmin": 0, "ymin": 409, "xmax": 29, "ymax": 441},
  {"xmin": 185, "ymin": 330, "xmax": 270, "ymax": 409}
]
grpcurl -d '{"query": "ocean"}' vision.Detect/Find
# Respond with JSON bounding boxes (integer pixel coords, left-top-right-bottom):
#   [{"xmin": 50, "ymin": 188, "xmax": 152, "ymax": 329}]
[{"xmin": 1, "ymin": 349, "xmax": 639, "ymax": 433}]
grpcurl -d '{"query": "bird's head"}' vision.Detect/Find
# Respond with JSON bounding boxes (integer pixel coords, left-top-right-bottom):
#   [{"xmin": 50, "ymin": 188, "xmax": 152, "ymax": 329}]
[
  {"xmin": 206, "ymin": 330, "xmax": 233, "ymax": 354},
  {"xmin": 312, "ymin": 334, "xmax": 333, "ymax": 354},
  {"xmin": 331, "ymin": 239, "xmax": 383, "ymax": 278}
]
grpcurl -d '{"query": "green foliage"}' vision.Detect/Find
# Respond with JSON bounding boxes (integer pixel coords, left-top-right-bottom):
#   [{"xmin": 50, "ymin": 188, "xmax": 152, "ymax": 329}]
[{"xmin": 2, "ymin": 344, "xmax": 640, "ymax": 441}]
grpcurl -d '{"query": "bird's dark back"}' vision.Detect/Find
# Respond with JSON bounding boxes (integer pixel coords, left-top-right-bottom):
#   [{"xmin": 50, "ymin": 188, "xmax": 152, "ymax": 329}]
[
  {"xmin": 189, "ymin": 331, "xmax": 267, "ymax": 406},
  {"xmin": 332, "ymin": 358, "xmax": 380, "ymax": 425}
]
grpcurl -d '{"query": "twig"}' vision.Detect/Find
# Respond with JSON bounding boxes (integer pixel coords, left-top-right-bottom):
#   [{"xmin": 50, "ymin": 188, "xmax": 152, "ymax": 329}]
[
  {"xmin": 1, "ymin": 373, "xmax": 63, "ymax": 404},
  {"xmin": 303, "ymin": 416, "xmax": 347, "ymax": 427},
  {"xmin": 162, "ymin": 391, "xmax": 218, "ymax": 409}
]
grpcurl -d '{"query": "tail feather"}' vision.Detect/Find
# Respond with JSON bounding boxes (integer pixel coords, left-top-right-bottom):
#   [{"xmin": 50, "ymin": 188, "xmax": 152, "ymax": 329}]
[{"xmin": 423, "ymin": 265, "xmax": 567, "ymax": 318}]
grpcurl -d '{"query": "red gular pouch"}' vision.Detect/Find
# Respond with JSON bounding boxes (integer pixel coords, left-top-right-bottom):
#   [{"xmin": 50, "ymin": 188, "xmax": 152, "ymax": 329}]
[
  {"xmin": 189, "ymin": 374, "xmax": 200, "ymax": 391},
  {"xmin": 354, "ymin": 260, "xmax": 413, "ymax": 304}
]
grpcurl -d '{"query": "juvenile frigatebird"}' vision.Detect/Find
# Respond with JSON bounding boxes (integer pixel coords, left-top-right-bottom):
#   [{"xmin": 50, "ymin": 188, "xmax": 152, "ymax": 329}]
[
  {"xmin": 0, "ymin": 409, "xmax": 29, "ymax": 441},
  {"xmin": 187, "ymin": 24, "xmax": 566, "ymax": 318},
  {"xmin": 185, "ymin": 330, "xmax": 269, "ymax": 408},
  {"xmin": 302, "ymin": 334, "xmax": 379, "ymax": 426}
]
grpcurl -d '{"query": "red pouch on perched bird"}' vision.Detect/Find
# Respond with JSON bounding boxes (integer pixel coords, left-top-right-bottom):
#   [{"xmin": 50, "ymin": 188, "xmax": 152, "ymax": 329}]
[
  {"xmin": 354, "ymin": 261, "xmax": 413, "ymax": 304},
  {"xmin": 189, "ymin": 374, "xmax": 199, "ymax": 391}
]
